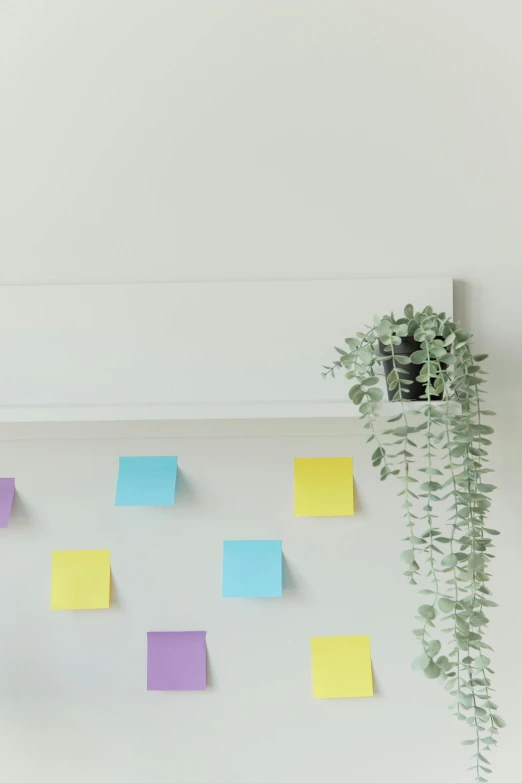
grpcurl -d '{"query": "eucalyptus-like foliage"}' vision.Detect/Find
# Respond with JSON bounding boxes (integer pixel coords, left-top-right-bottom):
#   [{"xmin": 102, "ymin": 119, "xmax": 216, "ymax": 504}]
[{"xmin": 323, "ymin": 305, "xmax": 504, "ymax": 782}]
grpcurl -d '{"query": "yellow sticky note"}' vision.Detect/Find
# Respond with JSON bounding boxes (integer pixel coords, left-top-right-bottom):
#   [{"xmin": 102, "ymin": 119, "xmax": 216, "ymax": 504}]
[
  {"xmin": 294, "ymin": 457, "xmax": 354, "ymax": 516},
  {"xmin": 311, "ymin": 635, "xmax": 373, "ymax": 698},
  {"xmin": 51, "ymin": 550, "xmax": 111, "ymax": 610}
]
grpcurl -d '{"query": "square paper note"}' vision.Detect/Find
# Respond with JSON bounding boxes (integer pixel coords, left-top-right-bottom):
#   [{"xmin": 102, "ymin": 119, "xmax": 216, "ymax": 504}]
[
  {"xmin": 147, "ymin": 631, "xmax": 207, "ymax": 691},
  {"xmin": 0, "ymin": 478, "xmax": 15, "ymax": 528},
  {"xmin": 115, "ymin": 456, "xmax": 178, "ymax": 506},
  {"xmin": 311, "ymin": 635, "xmax": 373, "ymax": 698},
  {"xmin": 51, "ymin": 550, "xmax": 111, "ymax": 610},
  {"xmin": 294, "ymin": 457, "xmax": 354, "ymax": 516},
  {"xmin": 223, "ymin": 540, "xmax": 282, "ymax": 598}
]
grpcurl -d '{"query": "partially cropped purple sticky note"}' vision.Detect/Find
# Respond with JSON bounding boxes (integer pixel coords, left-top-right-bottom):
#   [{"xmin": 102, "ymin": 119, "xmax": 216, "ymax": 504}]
[
  {"xmin": 0, "ymin": 478, "xmax": 15, "ymax": 529},
  {"xmin": 147, "ymin": 631, "xmax": 207, "ymax": 691}
]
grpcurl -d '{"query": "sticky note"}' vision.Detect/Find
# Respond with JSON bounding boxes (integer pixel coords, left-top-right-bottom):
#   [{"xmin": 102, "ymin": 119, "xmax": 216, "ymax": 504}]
[
  {"xmin": 147, "ymin": 631, "xmax": 207, "ymax": 691},
  {"xmin": 311, "ymin": 635, "xmax": 373, "ymax": 698},
  {"xmin": 0, "ymin": 478, "xmax": 15, "ymax": 528},
  {"xmin": 223, "ymin": 540, "xmax": 282, "ymax": 598},
  {"xmin": 294, "ymin": 457, "xmax": 354, "ymax": 516},
  {"xmin": 51, "ymin": 550, "xmax": 111, "ymax": 610},
  {"xmin": 115, "ymin": 456, "xmax": 178, "ymax": 506}
]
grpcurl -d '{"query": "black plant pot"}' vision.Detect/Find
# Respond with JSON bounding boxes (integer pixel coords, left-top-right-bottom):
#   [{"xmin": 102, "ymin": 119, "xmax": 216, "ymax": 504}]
[{"xmin": 380, "ymin": 337, "xmax": 441, "ymax": 402}]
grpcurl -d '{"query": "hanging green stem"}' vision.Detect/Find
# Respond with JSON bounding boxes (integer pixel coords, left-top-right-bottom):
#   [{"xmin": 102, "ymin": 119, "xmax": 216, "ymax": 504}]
[{"xmin": 323, "ymin": 305, "xmax": 504, "ymax": 783}]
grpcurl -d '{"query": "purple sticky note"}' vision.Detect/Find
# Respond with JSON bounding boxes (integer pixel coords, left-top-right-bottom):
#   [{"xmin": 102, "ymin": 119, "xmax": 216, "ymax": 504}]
[
  {"xmin": 0, "ymin": 478, "xmax": 15, "ymax": 529},
  {"xmin": 147, "ymin": 631, "xmax": 207, "ymax": 691}
]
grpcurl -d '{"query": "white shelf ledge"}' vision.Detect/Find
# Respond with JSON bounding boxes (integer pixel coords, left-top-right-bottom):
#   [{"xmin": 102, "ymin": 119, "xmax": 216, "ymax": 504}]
[
  {"xmin": 0, "ymin": 277, "xmax": 453, "ymax": 425},
  {"xmin": 0, "ymin": 400, "xmax": 456, "ymax": 424},
  {"xmin": 0, "ymin": 401, "xmax": 350, "ymax": 423}
]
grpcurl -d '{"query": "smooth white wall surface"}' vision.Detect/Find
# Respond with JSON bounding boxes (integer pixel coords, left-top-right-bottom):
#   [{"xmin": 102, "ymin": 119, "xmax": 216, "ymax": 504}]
[
  {"xmin": 0, "ymin": 427, "xmax": 470, "ymax": 783},
  {"xmin": 0, "ymin": 2, "xmax": 520, "ymax": 782}
]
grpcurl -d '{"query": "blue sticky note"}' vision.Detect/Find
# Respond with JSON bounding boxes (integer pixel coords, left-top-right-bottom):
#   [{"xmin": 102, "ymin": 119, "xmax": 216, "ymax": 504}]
[
  {"xmin": 222, "ymin": 540, "xmax": 282, "ymax": 598},
  {"xmin": 115, "ymin": 457, "xmax": 178, "ymax": 506}
]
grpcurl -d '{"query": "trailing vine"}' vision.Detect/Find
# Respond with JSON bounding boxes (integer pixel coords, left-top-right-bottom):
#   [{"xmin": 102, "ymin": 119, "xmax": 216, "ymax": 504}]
[{"xmin": 323, "ymin": 305, "xmax": 504, "ymax": 782}]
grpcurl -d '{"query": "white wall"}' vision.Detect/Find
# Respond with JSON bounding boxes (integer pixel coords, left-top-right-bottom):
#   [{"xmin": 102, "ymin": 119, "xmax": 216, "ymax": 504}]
[
  {"xmin": 0, "ymin": 2, "xmax": 520, "ymax": 782},
  {"xmin": 0, "ymin": 424, "xmax": 444, "ymax": 783}
]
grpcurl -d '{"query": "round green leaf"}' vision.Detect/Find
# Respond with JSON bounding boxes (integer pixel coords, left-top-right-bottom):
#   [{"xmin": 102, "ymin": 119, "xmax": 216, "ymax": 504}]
[
  {"xmin": 410, "ymin": 350, "xmax": 428, "ymax": 364},
  {"xmin": 456, "ymin": 691, "xmax": 473, "ymax": 709},
  {"xmin": 348, "ymin": 384, "xmax": 362, "ymax": 401},
  {"xmin": 441, "ymin": 554, "xmax": 458, "ymax": 568},
  {"xmin": 470, "ymin": 611, "xmax": 488, "ymax": 626},
  {"xmin": 424, "ymin": 662, "xmax": 441, "ymax": 679},
  {"xmin": 367, "ymin": 387, "xmax": 384, "ymax": 401},
  {"xmin": 345, "ymin": 337, "xmax": 360, "ymax": 349},
  {"xmin": 412, "ymin": 654, "xmax": 431, "ymax": 672},
  {"xmin": 358, "ymin": 347, "xmax": 374, "ymax": 365},
  {"xmin": 468, "ymin": 554, "xmax": 484, "ymax": 570},
  {"xmin": 378, "ymin": 319, "xmax": 392, "ymax": 337},
  {"xmin": 420, "ymin": 481, "xmax": 442, "ymax": 492},
  {"xmin": 455, "ymin": 329, "xmax": 470, "ymax": 342},
  {"xmin": 426, "ymin": 640, "xmax": 441, "ymax": 656},
  {"xmin": 418, "ymin": 604, "xmax": 436, "ymax": 620}
]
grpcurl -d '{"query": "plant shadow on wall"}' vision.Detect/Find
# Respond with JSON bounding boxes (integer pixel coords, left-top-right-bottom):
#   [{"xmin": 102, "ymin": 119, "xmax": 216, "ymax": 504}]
[{"xmin": 323, "ymin": 305, "xmax": 505, "ymax": 783}]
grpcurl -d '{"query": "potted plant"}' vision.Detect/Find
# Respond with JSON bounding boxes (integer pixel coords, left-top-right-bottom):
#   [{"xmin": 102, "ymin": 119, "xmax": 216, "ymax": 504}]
[{"xmin": 323, "ymin": 305, "xmax": 504, "ymax": 782}]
